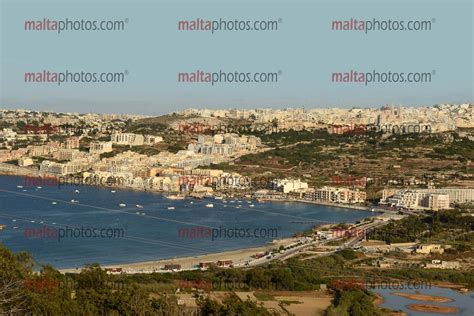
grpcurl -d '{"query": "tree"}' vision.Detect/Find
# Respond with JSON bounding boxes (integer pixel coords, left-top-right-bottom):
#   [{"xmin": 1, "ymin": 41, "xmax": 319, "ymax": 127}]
[{"xmin": 0, "ymin": 245, "xmax": 32, "ymax": 315}]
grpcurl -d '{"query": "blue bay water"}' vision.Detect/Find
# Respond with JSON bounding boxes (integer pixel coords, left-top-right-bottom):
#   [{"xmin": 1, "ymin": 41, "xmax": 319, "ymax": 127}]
[{"xmin": 0, "ymin": 175, "xmax": 372, "ymax": 269}]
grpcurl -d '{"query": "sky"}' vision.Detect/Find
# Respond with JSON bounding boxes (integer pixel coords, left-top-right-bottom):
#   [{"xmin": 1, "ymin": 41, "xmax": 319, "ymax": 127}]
[{"xmin": 0, "ymin": 0, "xmax": 472, "ymax": 115}]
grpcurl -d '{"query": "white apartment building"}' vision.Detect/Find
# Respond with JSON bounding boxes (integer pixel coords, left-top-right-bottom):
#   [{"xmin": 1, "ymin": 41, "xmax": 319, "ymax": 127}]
[
  {"xmin": 53, "ymin": 149, "xmax": 84, "ymax": 161},
  {"xmin": 18, "ymin": 157, "xmax": 34, "ymax": 167},
  {"xmin": 274, "ymin": 179, "xmax": 309, "ymax": 194},
  {"xmin": 387, "ymin": 190, "xmax": 453, "ymax": 210},
  {"xmin": 111, "ymin": 133, "xmax": 143, "ymax": 146},
  {"xmin": 385, "ymin": 188, "xmax": 472, "ymax": 209},
  {"xmin": 416, "ymin": 188, "xmax": 474, "ymax": 204},
  {"xmin": 189, "ymin": 133, "xmax": 260, "ymax": 157},
  {"xmin": 111, "ymin": 133, "xmax": 162, "ymax": 146},
  {"xmin": 66, "ymin": 136, "xmax": 80, "ymax": 149},
  {"xmin": 426, "ymin": 194, "xmax": 450, "ymax": 211},
  {"xmin": 388, "ymin": 190, "xmax": 424, "ymax": 209},
  {"xmin": 89, "ymin": 141, "xmax": 113, "ymax": 154},
  {"xmin": 304, "ymin": 186, "xmax": 366, "ymax": 204},
  {"xmin": 40, "ymin": 160, "xmax": 88, "ymax": 175}
]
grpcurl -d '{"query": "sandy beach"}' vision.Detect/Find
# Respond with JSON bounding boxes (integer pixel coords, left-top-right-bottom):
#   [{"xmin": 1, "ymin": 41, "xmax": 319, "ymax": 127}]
[
  {"xmin": 60, "ymin": 237, "xmax": 296, "ymax": 274},
  {"xmin": 407, "ymin": 304, "xmax": 459, "ymax": 314},
  {"xmin": 391, "ymin": 292, "xmax": 453, "ymax": 303}
]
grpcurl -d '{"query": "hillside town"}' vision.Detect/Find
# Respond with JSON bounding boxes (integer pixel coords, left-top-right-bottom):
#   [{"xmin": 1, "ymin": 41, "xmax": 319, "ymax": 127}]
[{"xmin": 0, "ymin": 104, "xmax": 473, "ymax": 211}]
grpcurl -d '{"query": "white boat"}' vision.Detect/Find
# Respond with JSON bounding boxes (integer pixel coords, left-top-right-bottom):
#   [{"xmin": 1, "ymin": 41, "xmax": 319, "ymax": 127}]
[
  {"xmin": 167, "ymin": 206, "xmax": 175, "ymax": 210},
  {"xmin": 205, "ymin": 203, "xmax": 214, "ymax": 208},
  {"xmin": 40, "ymin": 221, "xmax": 44, "ymax": 224},
  {"xmin": 51, "ymin": 202, "xmax": 57, "ymax": 205},
  {"xmin": 13, "ymin": 226, "xmax": 18, "ymax": 229},
  {"xmin": 22, "ymin": 190, "xmax": 27, "ymax": 192},
  {"xmin": 247, "ymin": 201, "xmax": 251, "ymax": 204},
  {"xmin": 12, "ymin": 219, "xmax": 16, "ymax": 222},
  {"xmin": 37, "ymin": 186, "xmax": 42, "ymax": 189},
  {"xmin": 71, "ymin": 199, "xmax": 78, "ymax": 203},
  {"xmin": 136, "ymin": 204, "xmax": 143, "ymax": 208},
  {"xmin": 17, "ymin": 185, "xmax": 23, "ymax": 188},
  {"xmin": 141, "ymin": 212, "xmax": 146, "ymax": 215},
  {"xmin": 215, "ymin": 196, "xmax": 223, "ymax": 200},
  {"xmin": 75, "ymin": 190, "xmax": 80, "ymax": 193},
  {"xmin": 119, "ymin": 203, "xmax": 126, "ymax": 207},
  {"xmin": 249, "ymin": 204, "xmax": 255, "ymax": 207},
  {"xmin": 111, "ymin": 190, "xmax": 116, "ymax": 193},
  {"xmin": 190, "ymin": 201, "xmax": 194, "ymax": 204},
  {"xmin": 230, "ymin": 201, "xmax": 235, "ymax": 203},
  {"xmin": 167, "ymin": 195, "xmax": 184, "ymax": 200},
  {"xmin": 136, "ymin": 212, "xmax": 140, "ymax": 215},
  {"xmin": 52, "ymin": 222, "xmax": 56, "ymax": 225},
  {"xmin": 31, "ymin": 220, "xmax": 35, "ymax": 223}
]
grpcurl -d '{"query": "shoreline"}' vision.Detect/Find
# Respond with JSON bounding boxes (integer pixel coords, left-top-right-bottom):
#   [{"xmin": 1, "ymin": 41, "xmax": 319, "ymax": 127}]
[
  {"xmin": 258, "ymin": 197, "xmax": 373, "ymax": 211},
  {"xmin": 59, "ymin": 237, "xmax": 296, "ymax": 274},
  {"xmin": 0, "ymin": 173, "xmax": 378, "ymax": 212}
]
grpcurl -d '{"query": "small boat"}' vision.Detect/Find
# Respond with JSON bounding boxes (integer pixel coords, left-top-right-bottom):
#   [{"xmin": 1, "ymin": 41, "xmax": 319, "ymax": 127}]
[
  {"xmin": 17, "ymin": 185, "xmax": 23, "ymax": 188},
  {"xmin": 135, "ymin": 212, "xmax": 140, "ymax": 215},
  {"xmin": 236, "ymin": 205, "xmax": 241, "ymax": 208},
  {"xmin": 119, "ymin": 203, "xmax": 126, "ymax": 207},
  {"xmin": 40, "ymin": 221, "xmax": 44, "ymax": 224},
  {"xmin": 223, "ymin": 205, "xmax": 227, "ymax": 208},
  {"xmin": 230, "ymin": 201, "xmax": 235, "ymax": 203},
  {"xmin": 136, "ymin": 204, "xmax": 143, "ymax": 208},
  {"xmin": 31, "ymin": 220, "xmax": 35, "ymax": 223},
  {"xmin": 223, "ymin": 200, "xmax": 227, "ymax": 203},
  {"xmin": 205, "ymin": 203, "xmax": 214, "ymax": 208},
  {"xmin": 37, "ymin": 186, "xmax": 42, "ymax": 189},
  {"xmin": 12, "ymin": 219, "xmax": 16, "ymax": 222},
  {"xmin": 141, "ymin": 212, "xmax": 146, "ymax": 216},
  {"xmin": 190, "ymin": 201, "xmax": 194, "ymax": 204},
  {"xmin": 167, "ymin": 195, "xmax": 184, "ymax": 200},
  {"xmin": 51, "ymin": 202, "xmax": 57, "ymax": 205},
  {"xmin": 22, "ymin": 190, "xmax": 27, "ymax": 192},
  {"xmin": 111, "ymin": 190, "xmax": 116, "ymax": 193},
  {"xmin": 167, "ymin": 206, "xmax": 175, "ymax": 210},
  {"xmin": 75, "ymin": 190, "xmax": 80, "ymax": 193},
  {"xmin": 249, "ymin": 204, "xmax": 255, "ymax": 207},
  {"xmin": 52, "ymin": 222, "xmax": 56, "ymax": 225},
  {"xmin": 71, "ymin": 199, "xmax": 78, "ymax": 203},
  {"xmin": 215, "ymin": 196, "xmax": 223, "ymax": 200},
  {"xmin": 13, "ymin": 226, "xmax": 18, "ymax": 229},
  {"xmin": 247, "ymin": 201, "xmax": 251, "ymax": 204}
]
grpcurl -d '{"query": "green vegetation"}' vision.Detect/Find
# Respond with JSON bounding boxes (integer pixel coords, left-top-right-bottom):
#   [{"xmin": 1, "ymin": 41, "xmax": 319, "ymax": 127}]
[
  {"xmin": 326, "ymin": 290, "xmax": 384, "ymax": 316},
  {"xmin": 2, "ymin": 239, "xmax": 472, "ymax": 315},
  {"xmin": 368, "ymin": 209, "xmax": 474, "ymax": 244}
]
